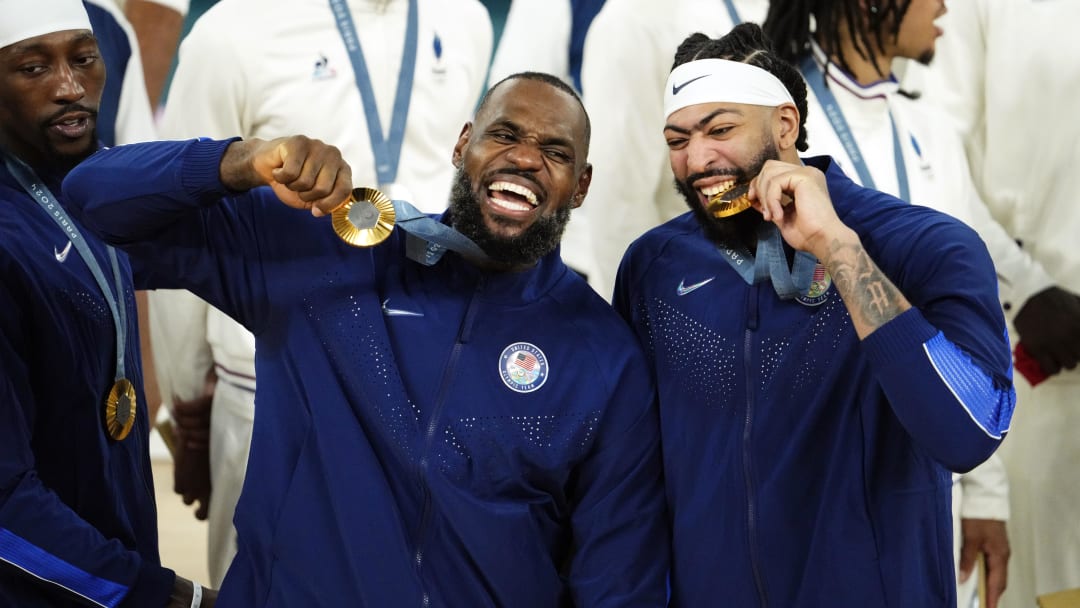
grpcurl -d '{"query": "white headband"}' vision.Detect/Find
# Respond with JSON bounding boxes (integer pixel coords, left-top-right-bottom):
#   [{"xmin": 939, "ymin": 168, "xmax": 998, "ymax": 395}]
[
  {"xmin": 664, "ymin": 58, "xmax": 795, "ymax": 118},
  {"xmin": 0, "ymin": 0, "xmax": 93, "ymax": 51}
]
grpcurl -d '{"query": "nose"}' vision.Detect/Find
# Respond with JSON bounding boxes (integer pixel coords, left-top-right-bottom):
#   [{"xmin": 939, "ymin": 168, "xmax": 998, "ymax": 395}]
[
  {"xmin": 504, "ymin": 140, "xmax": 544, "ymax": 171},
  {"xmin": 685, "ymin": 135, "xmax": 718, "ymax": 176},
  {"xmin": 51, "ymin": 62, "xmax": 86, "ymax": 103}
]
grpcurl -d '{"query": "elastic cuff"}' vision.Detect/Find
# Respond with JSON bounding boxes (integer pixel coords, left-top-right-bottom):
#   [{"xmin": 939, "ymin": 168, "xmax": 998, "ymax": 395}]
[
  {"xmin": 120, "ymin": 561, "xmax": 174, "ymax": 608},
  {"xmin": 180, "ymin": 137, "xmax": 242, "ymax": 204}
]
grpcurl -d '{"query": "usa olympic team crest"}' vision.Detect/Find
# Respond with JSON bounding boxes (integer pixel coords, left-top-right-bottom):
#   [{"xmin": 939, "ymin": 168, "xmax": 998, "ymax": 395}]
[
  {"xmin": 499, "ymin": 342, "xmax": 549, "ymax": 393},
  {"xmin": 796, "ymin": 264, "xmax": 832, "ymax": 307}
]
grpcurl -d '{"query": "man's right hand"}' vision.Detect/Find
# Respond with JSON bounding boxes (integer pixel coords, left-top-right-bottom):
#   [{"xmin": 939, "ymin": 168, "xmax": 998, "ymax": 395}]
[
  {"xmin": 219, "ymin": 136, "xmax": 353, "ymax": 217},
  {"xmin": 1013, "ymin": 286, "xmax": 1080, "ymax": 376}
]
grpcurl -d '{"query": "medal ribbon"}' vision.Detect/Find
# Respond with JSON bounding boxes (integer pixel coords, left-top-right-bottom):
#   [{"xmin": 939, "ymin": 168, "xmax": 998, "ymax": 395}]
[
  {"xmin": 330, "ymin": 0, "xmax": 417, "ymax": 188},
  {"xmin": 3, "ymin": 153, "xmax": 128, "ymax": 381},
  {"xmin": 393, "ymin": 199, "xmax": 490, "ymax": 266},
  {"xmin": 800, "ymin": 55, "xmax": 910, "ymax": 203},
  {"xmin": 723, "ymin": 0, "xmax": 742, "ymax": 25},
  {"xmin": 718, "ymin": 223, "xmax": 817, "ymax": 299}
]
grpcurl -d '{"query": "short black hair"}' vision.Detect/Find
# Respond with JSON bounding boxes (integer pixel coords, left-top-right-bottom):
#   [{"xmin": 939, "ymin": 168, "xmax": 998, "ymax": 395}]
[
  {"xmin": 478, "ymin": 72, "xmax": 591, "ymax": 149},
  {"xmin": 671, "ymin": 23, "xmax": 809, "ymax": 151},
  {"xmin": 764, "ymin": 0, "xmax": 912, "ymax": 80}
]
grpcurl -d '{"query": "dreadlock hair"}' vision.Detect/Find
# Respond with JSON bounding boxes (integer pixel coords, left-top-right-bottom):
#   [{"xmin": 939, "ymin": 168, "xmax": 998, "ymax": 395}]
[
  {"xmin": 671, "ymin": 23, "xmax": 810, "ymax": 152},
  {"xmin": 763, "ymin": 0, "xmax": 912, "ymax": 80}
]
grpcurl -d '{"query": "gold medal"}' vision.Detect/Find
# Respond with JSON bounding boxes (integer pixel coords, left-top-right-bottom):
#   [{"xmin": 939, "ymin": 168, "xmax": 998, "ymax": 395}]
[
  {"xmin": 105, "ymin": 378, "xmax": 136, "ymax": 441},
  {"xmin": 707, "ymin": 182, "xmax": 753, "ymax": 218},
  {"xmin": 332, "ymin": 187, "xmax": 396, "ymax": 247}
]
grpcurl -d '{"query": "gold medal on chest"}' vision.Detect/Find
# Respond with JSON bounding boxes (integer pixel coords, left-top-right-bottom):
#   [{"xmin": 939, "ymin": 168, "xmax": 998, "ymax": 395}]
[{"xmin": 105, "ymin": 378, "xmax": 136, "ymax": 441}]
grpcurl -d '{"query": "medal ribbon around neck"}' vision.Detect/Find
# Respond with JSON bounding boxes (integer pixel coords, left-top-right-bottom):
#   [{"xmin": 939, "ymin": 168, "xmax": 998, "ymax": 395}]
[
  {"xmin": 722, "ymin": 0, "xmax": 742, "ymax": 25},
  {"xmin": 800, "ymin": 55, "xmax": 910, "ymax": 203},
  {"xmin": 330, "ymin": 0, "xmax": 417, "ymax": 190},
  {"xmin": 718, "ymin": 222, "xmax": 818, "ymax": 299},
  {"xmin": 3, "ymin": 152, "xmax": 136, "ymax": 440},
  {"xmin": 329, "ymin": 0, "xmax": 486, "ymax": 264}
]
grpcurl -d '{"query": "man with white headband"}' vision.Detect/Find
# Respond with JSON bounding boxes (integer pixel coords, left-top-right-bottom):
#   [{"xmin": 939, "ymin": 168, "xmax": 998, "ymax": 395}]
[
  {"xmin": 613, "ymin": 22, "xmax": 1016, "ymax": 607},
  {"xmin": 0, "ymin": 0, "xmax": 213, "ymax": 605}
]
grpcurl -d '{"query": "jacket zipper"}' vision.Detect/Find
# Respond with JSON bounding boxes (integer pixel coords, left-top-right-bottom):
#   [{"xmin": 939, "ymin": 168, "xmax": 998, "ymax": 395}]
[
  {"xmin": 742, "ymin": 286, "xmax": 768, "ymax": 607},
  {"xmin": 413, "ymin": 275, "xmax": 485, "ymax": 607}
]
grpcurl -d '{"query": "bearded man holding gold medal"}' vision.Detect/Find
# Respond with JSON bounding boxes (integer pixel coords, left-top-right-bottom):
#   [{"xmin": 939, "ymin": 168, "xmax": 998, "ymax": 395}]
[
  {"xmin": 0, "ymin": 0, "xmax": 213, "ymax": 606},
  {"xmin": 613, "ymin": 23, "xmax": 1017, "ymax": 608},
  {"xmin": 63, "ymin": 72, "xmax": 668, "ymax": 606}
]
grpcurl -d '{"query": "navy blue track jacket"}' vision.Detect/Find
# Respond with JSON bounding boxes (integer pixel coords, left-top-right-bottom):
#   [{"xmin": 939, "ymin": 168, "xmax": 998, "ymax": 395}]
[
  {"xmin": 63, "ymin": 138, "xmax": 669, "ymax": 607},
  {"xmin": 614, "ymin": 157, "xmax": 1015, "ymax": 608}
]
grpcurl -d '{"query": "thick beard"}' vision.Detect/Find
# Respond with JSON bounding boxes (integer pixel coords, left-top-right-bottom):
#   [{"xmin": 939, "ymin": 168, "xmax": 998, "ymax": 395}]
[
  {"xmin": 675, "ymin": 138, "xmax": 779, "ymax": 249},
  {"xmin": 448, "ymin": 168, "xmax": 571, "ymax": 268}
]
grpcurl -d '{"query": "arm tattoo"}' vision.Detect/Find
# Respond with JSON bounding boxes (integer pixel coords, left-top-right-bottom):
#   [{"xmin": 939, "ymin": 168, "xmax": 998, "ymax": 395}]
[{"xmin": 828, "ymin": 238, "xmax": 907, "ymax": 331}]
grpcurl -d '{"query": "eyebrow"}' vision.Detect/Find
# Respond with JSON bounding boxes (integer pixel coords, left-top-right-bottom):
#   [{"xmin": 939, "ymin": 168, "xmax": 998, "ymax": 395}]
[
  {"xmin": 663, "ymin": 107, "xmax": 743, "ymax": 134},
  {"xmin": 491, "ymin": 119, "xmax": 574, "ymax": 149}
]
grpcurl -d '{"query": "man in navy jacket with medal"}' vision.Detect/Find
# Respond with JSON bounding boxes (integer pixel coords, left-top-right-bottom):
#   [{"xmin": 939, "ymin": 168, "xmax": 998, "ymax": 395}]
[
  {"xmin": 615, "ymin": 23, "xmax": 1016, "ymax": 608},
  {"xmin": 0, "ymin": 0, "xmax": 209, "ymax": 605},
  {"xmin": 64, "ymin": 72, "xmax": 668, "ymax": 606}
]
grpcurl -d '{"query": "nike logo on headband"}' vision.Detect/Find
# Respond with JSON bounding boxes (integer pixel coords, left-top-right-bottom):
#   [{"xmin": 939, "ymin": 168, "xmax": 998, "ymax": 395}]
[{"xmin": 672, "ymin": 74, "xmax": 709, "ymax": 95}]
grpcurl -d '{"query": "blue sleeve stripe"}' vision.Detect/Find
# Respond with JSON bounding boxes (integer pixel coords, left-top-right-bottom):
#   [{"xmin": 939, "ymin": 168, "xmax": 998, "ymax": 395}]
[
  {"xmin": 923, "ymin": 332, "xmax": 1016, "ymax": 440},
  {"xmin": 0, "ymin": 528, "xmax": 128, "ymax": 607}
]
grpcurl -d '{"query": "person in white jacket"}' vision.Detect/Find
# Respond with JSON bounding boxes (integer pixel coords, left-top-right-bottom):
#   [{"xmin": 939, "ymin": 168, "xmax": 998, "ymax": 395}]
[
  {"xmin": 762, "ymin": 1, "xmax": 1029, "ymax": 605},
  {"xmin": 580, "ymin": 0, "xmax": 768, "ymax": 299},
  {"xmin": 151, "ymin": 0, "xmax": 493, "ymax": 587},
  {"xmin": 921, "ymin": 1, "xmax": 1080, "ymax": 606}
]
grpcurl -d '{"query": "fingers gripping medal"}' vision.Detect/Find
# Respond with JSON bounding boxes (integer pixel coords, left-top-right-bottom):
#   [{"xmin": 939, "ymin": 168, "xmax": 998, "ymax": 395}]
[
  {"xmin": 707, "ymin": 182, "xmax": 753, "ymax": 218},
  {"xmin": 332, "ymin": 187, "xmax": 397, "ymax": 247},
  {"xmin": 106, "ymin": 378, "xmax": 137, "ymax": 441}
]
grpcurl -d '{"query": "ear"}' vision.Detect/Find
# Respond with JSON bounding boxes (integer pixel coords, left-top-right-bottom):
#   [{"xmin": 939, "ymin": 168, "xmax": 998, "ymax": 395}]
[
  {"xmin": 451, "ymin": 122, "xmax": 472, "ymax": 168},
  {"xmin": 774, "ymin": 103, "xmax": 801, "ymax": 152},
  {"xmin": 571, "ymin": 163, "xmax": 593, "ymax": 209}
]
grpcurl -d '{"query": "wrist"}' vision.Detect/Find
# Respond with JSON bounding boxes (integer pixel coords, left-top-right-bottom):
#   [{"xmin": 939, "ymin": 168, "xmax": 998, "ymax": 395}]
[
  {"xmin": 219, "ymin": 139, "xmax": 263, "ymax": 192},
  {"xmin": 167, "ymin": 576, "xmax": 202, "ymax": 608}
]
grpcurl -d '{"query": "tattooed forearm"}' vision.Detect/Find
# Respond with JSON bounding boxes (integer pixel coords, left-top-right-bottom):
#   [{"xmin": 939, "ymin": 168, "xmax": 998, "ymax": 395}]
[{"xmin": 826, "ymin": 237, "xmax": 911, "ymax": 338}]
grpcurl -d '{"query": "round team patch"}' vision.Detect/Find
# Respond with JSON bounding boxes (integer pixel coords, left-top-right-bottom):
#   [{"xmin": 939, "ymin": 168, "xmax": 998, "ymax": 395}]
[
  {"xmin": 498, "ymin": 342, "xmax": 549, "ymax": 393},
  {"xmin": 796, "ymin": 264, "xmax": 832, "ymax": 307}
]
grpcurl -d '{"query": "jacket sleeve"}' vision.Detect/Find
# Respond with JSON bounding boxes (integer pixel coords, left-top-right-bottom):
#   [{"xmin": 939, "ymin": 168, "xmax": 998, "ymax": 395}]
[
  {"xmin": 567, "ymin": 343, "xmax": 668, "ymax": 607},
  {"xmin": 860, "ymin": 212, "xmax": 1015, "ymax": 473},
  {"xmin": 62, "ymin": 138, "xmax": 273, "ymax": 334},
  {"xmin": 918, "ymin": 104, "xmax": 1055, "ymax": 326},
  {"xmin": 0, "ymin": 282, "xmax": 174, "ymax": 608}
]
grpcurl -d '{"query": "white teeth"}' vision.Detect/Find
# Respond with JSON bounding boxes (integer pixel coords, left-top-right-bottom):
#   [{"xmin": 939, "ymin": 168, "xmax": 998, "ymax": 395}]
[
  {"xmin": 489, "ymin": 181, "xmax": 538, "ymax": 206},
  {"xmin": 490, "ymin": 197, "xmax": 532, "ymax": 213},
  {"xmin": 701, "ymin": 180, "xmax": 735, "ymax": 197}
]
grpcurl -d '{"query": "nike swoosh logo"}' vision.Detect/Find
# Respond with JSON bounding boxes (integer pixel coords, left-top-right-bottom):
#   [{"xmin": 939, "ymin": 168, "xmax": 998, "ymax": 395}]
[
  {"xmin": 672, "ymin": 74, "xmax": 709, "ymax": 95},
  {"xmin": 381, "ymin": 299, "xmax": 424, "ymax": 317},
  {"xmin": 676, "ymin": 277, "xmax": 715, "ymax": 296},
  {"xmin": 54, "ymin": 241, "xmax": 73, "ymax": 263}
]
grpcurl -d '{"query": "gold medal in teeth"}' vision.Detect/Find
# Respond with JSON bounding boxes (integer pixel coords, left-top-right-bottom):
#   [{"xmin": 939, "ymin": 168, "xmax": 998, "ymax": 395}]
[{"xmin": 706, "ymin": 182, "xmax": 753, "ymax": 218}]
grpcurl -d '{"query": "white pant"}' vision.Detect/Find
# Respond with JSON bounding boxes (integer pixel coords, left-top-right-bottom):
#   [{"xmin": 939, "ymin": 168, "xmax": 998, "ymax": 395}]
[{"xmin": 207, "ymin": 380, "xmax": 255, "ymax": 588}]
